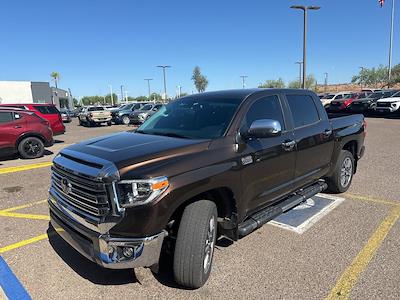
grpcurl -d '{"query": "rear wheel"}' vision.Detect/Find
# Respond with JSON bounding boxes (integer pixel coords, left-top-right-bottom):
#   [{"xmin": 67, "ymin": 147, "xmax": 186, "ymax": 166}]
[
  {"xmin": 18, "ymin": 137, "xmax": 45, "ymax": 159},
  {"xmin": 326, "ymin": 150, "xmax": 354, "ymax": 193},
  {"xmin": 107, "ymin": 121, "xmax": 112, "ymax": 126},
  {"xmin": 122, "ymin": 115, "xmax": 130, "ymax": 125},
  {"xmin": 173, "ymin": 200, "xmax": 217, "ymax": 289}
]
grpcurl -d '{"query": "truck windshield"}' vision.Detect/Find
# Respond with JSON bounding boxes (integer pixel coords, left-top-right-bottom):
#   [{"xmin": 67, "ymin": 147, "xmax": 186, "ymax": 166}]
[{"xmin": 137, "ymin": 97, "xmax": 242, "ymax": 139}]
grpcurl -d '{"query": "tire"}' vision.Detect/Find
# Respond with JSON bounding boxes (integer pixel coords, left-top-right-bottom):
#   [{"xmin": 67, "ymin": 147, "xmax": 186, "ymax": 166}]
[
  {"xmin": 78, "ymin": 119, "xmax": 83, "ymax": 126},
  {"xmin": 18, "ymin": 137, "xmax": 45, "ymax": 159},
  {"xmin": 122, "ymin": 115, "xmax": 130, "ymax": 125},
  {"xmin": 107, "ymin": 121, "xmax": 112, "ymax": 126},
  {"xmin": 326, "ymin": 150, "xmax": 355, "ymax": 193},
  {"xmin": 173, "ymin": 200, "xmax": 217, "ymax": 289}
]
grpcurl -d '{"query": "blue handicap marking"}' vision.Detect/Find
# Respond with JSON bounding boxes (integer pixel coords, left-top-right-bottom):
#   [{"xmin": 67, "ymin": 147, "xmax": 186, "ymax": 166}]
[
  {"xmin": 270, "ymin": 194, "xmax": 344, "ymax": 234},
  {"xmin": 0, "ymin": 256, "xmax": 31, "ymax": 300}
]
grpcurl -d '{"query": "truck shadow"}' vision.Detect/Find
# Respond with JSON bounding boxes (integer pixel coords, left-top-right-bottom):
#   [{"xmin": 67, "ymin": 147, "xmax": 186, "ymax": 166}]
[{"xmin": 47, "ymin": 225, "xmax": 138, "ymax": 285}]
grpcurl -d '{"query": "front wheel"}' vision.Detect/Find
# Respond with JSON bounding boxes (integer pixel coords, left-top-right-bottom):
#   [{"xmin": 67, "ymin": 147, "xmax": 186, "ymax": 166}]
[
  {"xmin": 107, "ymin": 121, "xmax": 112, "ymax": 126},
  {"xmin": 326, "ymin": 150, "xmax": 354, "ymax": 193},
  {"xmin": 18, "ymin": 137, "xmax": 45, "ymax": 159},
  {"xmin": 173, "ymin": 200, "xmax": 217, "ymax": 289},
  {"xmin": 122, "ymin": 115, "xmax": 130, "ymax": 125}
]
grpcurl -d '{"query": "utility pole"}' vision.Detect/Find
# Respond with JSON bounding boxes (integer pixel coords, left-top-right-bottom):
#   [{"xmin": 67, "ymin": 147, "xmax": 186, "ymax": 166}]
[
  {"xmin": 388, "ymin": 0, "xmax": 396, "ymax": 86},
  {"xmin": 290, "ymin": 5, "xmax": 321, "ymax": 89},
  {"xmin": 156, "ymin": 65, "xmax": 171, "ymax": 103},
  {"xmin": 144, "ymin": 78, "xmax": 153, "ymax": 99},
  {"xmin": 324, "ymin": 72, "xmax": 328, "ymax": 93},
  {"xmin": 109, "ymin": 85, "xmax": 114, "ymax": 106},
  {"xmin": 295, "ymin": 61, "xmax": 303, "ymax": 87},
  {"xmin": 240, "ymin": 75, "xmax": 248, "ymax": 89}
]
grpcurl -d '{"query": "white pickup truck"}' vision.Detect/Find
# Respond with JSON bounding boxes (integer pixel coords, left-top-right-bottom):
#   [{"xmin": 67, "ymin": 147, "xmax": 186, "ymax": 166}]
[
  {"xmin": 78, "ymin": 106, "xmax": 112, "ymax": 127},
  {"xmin": 375, "ymin": 93, "xmax": 400, "ymax": 115}
]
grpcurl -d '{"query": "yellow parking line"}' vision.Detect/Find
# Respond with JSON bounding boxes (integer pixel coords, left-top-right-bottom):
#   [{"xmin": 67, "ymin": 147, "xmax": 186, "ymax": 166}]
[
  {"xmin": 0, "ymin": 234, "xmax": 49, "ymax": 254},
  {"xmin": 345, "ymin": 193, "xmax": 399, "ymax": 207},
  {"xmin": 325, "ymin": 205, "xmax": 400, "ymax": 300},
  {"xmin": 0, "ymin": 199, "xmax": 47, "ymax": 213},
  {"xmin": 0, "ymin": 229, "xmax": 63, "ymax": 254},
  {"xmin": 0, "ymin": 162, "xmax": 53, "ymax": 175},
  {"xmin": 0, "ymin": 212, "xmax": 50, "ymax": 221}
]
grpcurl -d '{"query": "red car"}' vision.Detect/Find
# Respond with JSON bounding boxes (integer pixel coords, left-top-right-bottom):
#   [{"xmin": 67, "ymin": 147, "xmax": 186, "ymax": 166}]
[
  {"xmin": 328, "ymin": 92, "xmax": 372, "ymax": 112},
  {"xmin": 0, "ymin": 108, "xmax": 54, "ymax": 159},
  {"xmin": 0, "ymin": 103, "xmax": 65, "ymax": 135}
]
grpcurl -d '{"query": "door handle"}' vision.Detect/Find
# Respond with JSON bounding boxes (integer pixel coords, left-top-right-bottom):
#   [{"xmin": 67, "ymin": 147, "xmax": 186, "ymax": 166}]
[
  {"xmin": 282, "ymin": 140, "xmax": 296, "ymax": 151},
  {"xmin": 323, "ymin": 129, "xmax": 332, "ymax": 137},
  {"xmin": 14, "ymin": 125, "xmax": 22, "ymax": 129}
]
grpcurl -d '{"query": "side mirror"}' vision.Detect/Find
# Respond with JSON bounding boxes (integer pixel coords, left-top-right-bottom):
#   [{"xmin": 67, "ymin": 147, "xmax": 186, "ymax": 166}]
[{"xmin": 245, "ymin": 119, "xmax": 282, "ymax": 139}]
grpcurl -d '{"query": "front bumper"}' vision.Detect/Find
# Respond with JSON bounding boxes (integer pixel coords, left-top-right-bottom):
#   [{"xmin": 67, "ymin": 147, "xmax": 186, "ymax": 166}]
[
  {"xmin": 49, "ymin": 198, "xmax": 167, "ymax": 269},
  {"xmin": 90, "ymin": 117, "xmax": 112, "ymax": 123},
  {"xmin": 374, "ymin": 107, "xmax": 395, "ymax": 113}
]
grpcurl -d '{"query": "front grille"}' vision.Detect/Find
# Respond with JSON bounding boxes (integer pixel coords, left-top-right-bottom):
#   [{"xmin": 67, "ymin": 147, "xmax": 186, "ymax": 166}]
[
  {"xmin": 51, "ymin": 163, "xmax": 110, "ymax": 218},
  {"xmin": 377, "ymin": 102, "xmax": 392, "ymax": 108}
]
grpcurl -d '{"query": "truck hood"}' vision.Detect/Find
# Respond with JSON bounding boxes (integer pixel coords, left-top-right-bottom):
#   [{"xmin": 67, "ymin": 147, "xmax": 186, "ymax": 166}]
[
  {"xmin": 63, "ymin": 131, "xmax": 210, "ymax": 172},
  {"xmin": 377, "ymin": 97, "xmax": 400, "ymax": 103}
]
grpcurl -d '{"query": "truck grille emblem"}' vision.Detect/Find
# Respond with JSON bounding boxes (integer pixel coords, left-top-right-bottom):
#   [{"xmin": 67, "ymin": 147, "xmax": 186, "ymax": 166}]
[{"xmin": 61, "ymin": 178, "xmax": 72, "ymax": 195}]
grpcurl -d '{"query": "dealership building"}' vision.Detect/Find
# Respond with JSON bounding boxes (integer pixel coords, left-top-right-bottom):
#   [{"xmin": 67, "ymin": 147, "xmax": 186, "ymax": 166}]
[{"xmin": 0, "ymin": 81, "xmax": 73, "ymax": 109}]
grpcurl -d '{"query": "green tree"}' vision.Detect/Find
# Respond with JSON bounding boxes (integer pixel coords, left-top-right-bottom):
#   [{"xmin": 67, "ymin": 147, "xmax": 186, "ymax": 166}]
[
  {"xmin": 192, "ymin": 66, "xmax": 209, "ymax": 93},
  {"xmin": 288, "ymin": 74, "xmax": 317, "ymax": 90},
  {"xmin": 351, "ymin": 65, "xmax": 388, "ymax": 87},
  {"xmin": 258, "ymin": 78, "xmax": 286, "ymax": 88},
  {"xmin": 50, "ymin": 71, "xmax": 60, "ymax": 89},
  {"xmin": 73, "ymin": 98, "xmax": 79, "ymax": 107}
]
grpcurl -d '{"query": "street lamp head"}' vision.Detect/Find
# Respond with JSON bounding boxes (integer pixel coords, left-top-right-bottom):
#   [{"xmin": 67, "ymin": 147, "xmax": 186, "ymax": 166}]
[
  {"xmin": 290, "ymin": 5, "xmax": 306, "ymax": 10},
  {"xmin": 307, "ymin": 6, "xmax": 321, "ymax": 10},
  {"xmin": 156, "ymin": 65, "xmax": 171, "ymax": 68}
]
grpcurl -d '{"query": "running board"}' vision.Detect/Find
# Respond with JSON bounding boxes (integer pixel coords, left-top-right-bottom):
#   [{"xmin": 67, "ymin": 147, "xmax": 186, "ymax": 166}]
[{"xmin": 238, "ymin": 181, "xmax": 328, "ymax": 238}]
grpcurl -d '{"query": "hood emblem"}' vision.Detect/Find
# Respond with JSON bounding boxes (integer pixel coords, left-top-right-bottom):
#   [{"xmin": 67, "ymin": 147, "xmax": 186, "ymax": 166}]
[{"xmin": 61, "ymin": 178, "xmax": 72, "ymax": 195}]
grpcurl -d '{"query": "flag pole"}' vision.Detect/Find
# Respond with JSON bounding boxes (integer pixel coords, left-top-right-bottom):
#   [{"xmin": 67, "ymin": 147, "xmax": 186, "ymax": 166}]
[{"xmin": 388, "ymin": 0, "xmax": 395, "ymax": 86}]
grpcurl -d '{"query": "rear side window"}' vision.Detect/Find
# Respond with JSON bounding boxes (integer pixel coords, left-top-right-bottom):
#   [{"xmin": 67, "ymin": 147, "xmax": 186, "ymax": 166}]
[
  {"xmin": 35, "ymin": 106, "xmax": 59, "ymax": 114},
  {"xmin": 335, "ymin": 95, "xmax": 343, "ymax": 99},
  {"xmin": 0, "ymin": 112, "xmax": 13, "ymax": 123},
  {"xmin": 243, "ymin": 95, "xmax": 285, "ymax": 130},
  {"xmin": 286, "ymin": 95, "xmax": 320, "ymax": 128}
]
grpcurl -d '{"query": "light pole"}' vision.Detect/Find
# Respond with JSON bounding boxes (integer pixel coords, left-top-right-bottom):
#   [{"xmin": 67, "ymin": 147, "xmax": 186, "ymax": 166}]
[
  {"xmin": 295, "ymin": 61, "xmax": 303, "ymax": 87},
  {"xmin": 290, "ymin": 5, "xmax": 321, "ymax": 89},
  {"xmin": 240, "ymin": 75, "xmax": 248, "ymax": 89},
  {"xmin": 144, "ymin": 78, "xmax": 153, "ymax": 99},
  {"xmin": 109, "ymin": 85, "xmax": 114, "ymax": 106},
  {"xmin": 324, "ymin": 72, "xmax": 328, "ymax": 93},
  {"xmin": 120, "ymin": 85, "xmax": 124, "ymax": 103},
  {"xmin": 157, "ymin": 65, "xmax": 171, "ymax": 102},
  {"xmin": 388, "ymin": 0, "xmax": 395, "ymax": 86}
]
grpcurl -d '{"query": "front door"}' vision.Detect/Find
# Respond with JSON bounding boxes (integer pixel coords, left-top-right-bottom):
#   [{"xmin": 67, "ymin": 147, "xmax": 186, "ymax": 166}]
[{"xmin": 239, "ymin": 94, "xmax": 296, "ymax": 215}]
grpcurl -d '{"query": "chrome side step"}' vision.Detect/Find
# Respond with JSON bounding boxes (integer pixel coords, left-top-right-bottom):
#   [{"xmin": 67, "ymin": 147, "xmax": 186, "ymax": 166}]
[{"xmin": 238, "ymin": 181, "xmax": 327, "ymax": 238}]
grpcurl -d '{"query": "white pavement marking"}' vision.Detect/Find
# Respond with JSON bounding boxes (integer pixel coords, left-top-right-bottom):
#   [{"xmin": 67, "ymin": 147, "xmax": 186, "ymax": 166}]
[{"xmin": 269, "ymin": 194, "xmax": 345, "ymax": 234}]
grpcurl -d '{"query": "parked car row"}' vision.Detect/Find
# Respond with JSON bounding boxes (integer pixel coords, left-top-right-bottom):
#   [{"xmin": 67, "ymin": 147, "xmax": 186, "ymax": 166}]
[{"xmin": 322, "ymin": 89, "xmax": 400, "ymax": 116}]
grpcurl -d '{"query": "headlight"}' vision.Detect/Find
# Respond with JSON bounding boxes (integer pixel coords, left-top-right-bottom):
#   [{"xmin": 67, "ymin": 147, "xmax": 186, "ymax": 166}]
[
  {"xmin": 117, "ymin": 176, "xmax": 169, "ymax": 207},
  {"xmin": 138, "ymin": 113, "xmax": 147, "ymax": 119}
]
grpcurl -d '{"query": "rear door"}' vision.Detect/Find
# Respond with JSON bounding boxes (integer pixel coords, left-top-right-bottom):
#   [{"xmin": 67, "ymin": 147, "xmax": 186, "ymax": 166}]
[
  {"xmin": 239, "ymin": 94, "xmax": 296, "ymax": 213},
  {"xmin": 32, "ymin": 105, "xmax": 64, "ymax": 134},
  {"xmin": 0, "ymin": 111, "xmax": 26, "ymax": 151},
  {"xmin": 284, "ymin": 93, "xmax": 334, "ymax": 190}
]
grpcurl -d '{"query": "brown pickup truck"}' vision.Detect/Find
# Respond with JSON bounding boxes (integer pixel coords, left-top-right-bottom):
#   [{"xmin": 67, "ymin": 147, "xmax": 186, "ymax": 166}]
[
  {"xmin": 48, "ymin": 89, "xmax": 365, "ymax": 288},
  {"xmin": 78, "ymin": 106, "xmax": 112, "ymax": 127}
]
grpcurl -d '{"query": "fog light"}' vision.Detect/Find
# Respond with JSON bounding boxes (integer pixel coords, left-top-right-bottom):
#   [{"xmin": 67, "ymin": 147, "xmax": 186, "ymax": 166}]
[{"xmin": 122, "ymin": 247, "xmax": 134, "ymax": 258}]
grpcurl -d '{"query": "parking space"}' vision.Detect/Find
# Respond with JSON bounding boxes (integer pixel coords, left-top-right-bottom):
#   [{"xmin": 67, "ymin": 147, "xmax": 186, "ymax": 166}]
[{"xmin": 0, "ymin": 117, "xmax": 399, "ymax": 299}]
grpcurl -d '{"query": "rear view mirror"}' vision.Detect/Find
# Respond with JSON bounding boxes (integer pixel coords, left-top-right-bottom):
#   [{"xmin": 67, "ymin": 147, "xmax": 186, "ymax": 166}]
[{"xmin": 246, "ymin": 119, "xmax": 282, "ymax": 139}]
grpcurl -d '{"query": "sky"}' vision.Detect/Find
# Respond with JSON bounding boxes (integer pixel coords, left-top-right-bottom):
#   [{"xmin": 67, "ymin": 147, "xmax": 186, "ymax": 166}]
[{"xmin": 0, "ymin": 0, "xmax": 398, "ymax": 99}]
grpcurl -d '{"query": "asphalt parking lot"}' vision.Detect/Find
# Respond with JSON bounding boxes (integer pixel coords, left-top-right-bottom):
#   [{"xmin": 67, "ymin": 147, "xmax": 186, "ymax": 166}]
[{"xmin": 0, "ymin": 117, "xmax": 399, "ymax": 299}]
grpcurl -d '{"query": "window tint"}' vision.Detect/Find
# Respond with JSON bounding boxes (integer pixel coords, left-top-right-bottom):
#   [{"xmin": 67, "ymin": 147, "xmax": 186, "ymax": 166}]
[
  {"xmin": 335, "ymin": 95, "xmax": 343, "ymax": 99},
  {"xmin": 0, "ymin": 112, "xmax": 13, "ymax": 123},
  {"xmin": 243, "ymin": 95, "xmax": 285, "ymax": 130},
  {"xmin": 141, "ymin": 104, "xmax": 153, "ymax": 110},
  {"xmin": 35, "ymin": 105, "xmax": 59, "ymax": 114},
  {"xmin": 286, "ymin": 95, "xmax": 320, "ymax": 128}
]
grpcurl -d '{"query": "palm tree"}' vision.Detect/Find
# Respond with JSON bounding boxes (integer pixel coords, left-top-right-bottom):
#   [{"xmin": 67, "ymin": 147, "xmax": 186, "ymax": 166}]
[{"xmin": 50, "ymin": 72, "xmax": 60, "ymax": 89}]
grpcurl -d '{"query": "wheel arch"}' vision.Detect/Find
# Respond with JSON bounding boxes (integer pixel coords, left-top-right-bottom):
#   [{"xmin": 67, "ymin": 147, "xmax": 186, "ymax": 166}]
[{"xmin": 15, "ymin": 132, "xmax": 46, "ymax": 148}]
